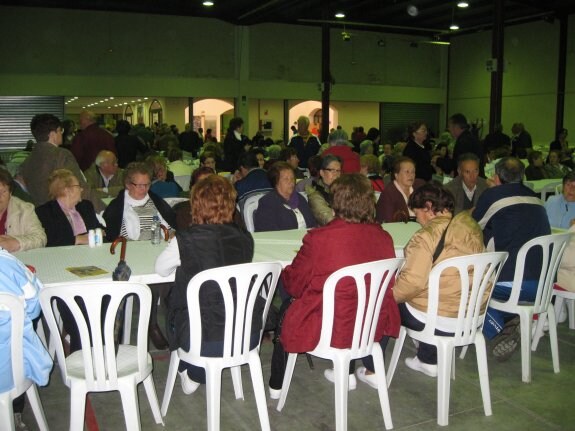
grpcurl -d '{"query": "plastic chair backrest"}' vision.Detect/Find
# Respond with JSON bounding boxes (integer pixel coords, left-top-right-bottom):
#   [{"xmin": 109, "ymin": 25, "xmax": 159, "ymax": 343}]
[
  {"xmin": 0, "ymin": 293, "xmax": 26, "ymax": 398},
  {"xmin": 39, "ymin": 281, "xmax": 151, "ymax": 391},
  {"xmin": 314, "ymin": 258, "xmax": 405, "ymax": 358},
  {"xmin": 241, "ymin": 191, "xmax": 269, "ymax": 233},
  {"xmin": 419, "ymin": 252, "xmax": 508, "ymax": 345},
  {"xmin": 186, "ymin": 262, "xmax": 282, "ymax": 367},
  {"xmin": 541, "ymin": 181, "xmax": 562, "ymax": 201},
  {"xmin": 186, "ymin": 262, "xmax": 282, "ymax": 366},
  {"xmin": 174, "ymin": 175, "xmax": 191, "ymax": 192},
  {"xmin": 506, "ymin": 233, "xmax": 571, "ymax": 314}
]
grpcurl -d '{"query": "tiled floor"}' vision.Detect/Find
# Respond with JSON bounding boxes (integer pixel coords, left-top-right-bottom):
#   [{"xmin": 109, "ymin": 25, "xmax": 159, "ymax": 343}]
[{"xmin": 23, "ymin": 322, "xmax": 575, "ymax": 430}]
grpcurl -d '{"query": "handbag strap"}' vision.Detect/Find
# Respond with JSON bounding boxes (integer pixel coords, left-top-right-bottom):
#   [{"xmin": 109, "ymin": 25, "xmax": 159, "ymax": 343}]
[{"xmin": 432, "ymin": 221, "xmax": 451, "ymax": 263}]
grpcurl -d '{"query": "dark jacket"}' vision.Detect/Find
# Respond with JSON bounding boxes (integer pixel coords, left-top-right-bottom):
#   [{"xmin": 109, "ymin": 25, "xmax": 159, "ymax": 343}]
[
  {"xmin": 403, "ymin": 139, "xmax": 433, "ymax": 181},
  {"xmin": 235, "ymin": 168, "xmax": 272, "ymax": 201},
  {"xmin": 102, "ymin": 190, "xmax": 176, "ymax": 242},
  {"xmin": 253, "ymin": 191, "xmax": 316, "ymax": 232},
  {"xmin": 35, "ymin": 200, "xmax": 104, "ymax": 247},
  {"xmin": 115, "ymin": 133, "xmax": 147, "ymax": 168},
  {"xmin": 376, "ymin": 179, "xmax": 425, "ymax": 223},
  {"xmin": 453, "ymin": 130, "xmax": 484, "ymax": 175},
  {"xmin": 287, "ymin": 134, "xmax": 321, "ymax": 169},
  {"xmin": 167, "ymin": 224, "xmax": 255, "ymax": 350},
  {"xmin": 223, "ymin": 133, "xmax": 250, "ymax": 171}
]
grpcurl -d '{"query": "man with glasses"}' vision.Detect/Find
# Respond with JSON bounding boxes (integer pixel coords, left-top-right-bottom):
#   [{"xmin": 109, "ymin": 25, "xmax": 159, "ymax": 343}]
[{"xmin": 18, "ymin": 114, "xmax": 97, "ymax": 209}]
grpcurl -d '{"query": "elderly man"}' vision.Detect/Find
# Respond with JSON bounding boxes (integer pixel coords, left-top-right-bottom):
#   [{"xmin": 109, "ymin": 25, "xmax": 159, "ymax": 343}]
[
  {"xmin": 71, "ymin": 110, "xmax": 116, "ymax": 171},
  {"xmin": 473, "ymin": 157, "xmax": 550, "ymax": 360},
  {"xmin": 234, "ymin": 150, "xmax": 272, "ymax": 201},
  {"xmin": 445, "ymin": 153, "xmax": 489, "ymax": 214},
  {"xmin": 545, "ymin": 171, "xmax": 575, "ymax": 229},
  {"xmin": 18, "ymin": 114, "xmax": 96, "ymax": 208},
  {"xmin": 287, "ymin": 116, "xmax": 321, "ymax": 170},
  {"xmin": 322, "ymin": 129, "xmax": 360, "ymax": 173},
  {"xmin": 448, "ymin": 113, "xmax": 483, "ymax": 174},
  {"xmin": 83, "ymin": 150, "xmax": 124, "ymax": 199}
]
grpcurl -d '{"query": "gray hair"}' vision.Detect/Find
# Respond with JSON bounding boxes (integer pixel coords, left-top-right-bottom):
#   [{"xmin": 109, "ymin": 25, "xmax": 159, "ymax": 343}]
[
  {"xmin": 495, "ymin": 157, "xmax": 525, "ymax": 184},
  {"xmin": 328, "ymin": 129, "xmax": 350, "ymax": 146}
]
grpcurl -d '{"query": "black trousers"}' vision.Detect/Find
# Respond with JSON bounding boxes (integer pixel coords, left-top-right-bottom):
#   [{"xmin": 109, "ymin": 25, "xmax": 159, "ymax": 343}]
[{"xmin": 398, "ymin": 303, "xmax": 454, "ymax": 365}]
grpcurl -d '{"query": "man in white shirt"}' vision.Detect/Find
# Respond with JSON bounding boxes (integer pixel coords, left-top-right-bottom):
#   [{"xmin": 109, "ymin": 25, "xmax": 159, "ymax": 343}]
[{"xmin": 445, "ymin": 153, "xmax": 489, "ymax": 214}]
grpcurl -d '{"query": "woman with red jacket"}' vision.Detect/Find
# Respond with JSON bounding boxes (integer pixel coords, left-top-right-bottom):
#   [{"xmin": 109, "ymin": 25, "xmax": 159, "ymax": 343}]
[{"xmin": 269, "ymin": 173, "xmax": 399, "ymax": 397}]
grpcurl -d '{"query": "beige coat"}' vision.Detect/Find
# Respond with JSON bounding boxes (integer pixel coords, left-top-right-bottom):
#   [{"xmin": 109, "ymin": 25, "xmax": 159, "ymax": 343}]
[
  {"xmin": 393, "ymin": 211, "xmax": 485, "ymax": 317},
  {"xmin": 557, "ymin": 225, "xmax": 575, "ymax": 292},
  {"xmin": 6, "ymin": 195, "xmax": 47, "ymax": 251}
]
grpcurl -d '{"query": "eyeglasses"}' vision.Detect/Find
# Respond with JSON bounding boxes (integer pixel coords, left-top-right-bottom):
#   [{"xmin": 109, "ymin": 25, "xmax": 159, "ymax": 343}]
[
  {"xmin": 131, "ymin": 182, "xmax": 151, "ymax": 189},
  {"xmin": 323, "ymin": 168, "xmax": 341, "ymax": 174},
  {"xmin": 68, "ymin": 184, "xmax": 83, "ymax": 189}
]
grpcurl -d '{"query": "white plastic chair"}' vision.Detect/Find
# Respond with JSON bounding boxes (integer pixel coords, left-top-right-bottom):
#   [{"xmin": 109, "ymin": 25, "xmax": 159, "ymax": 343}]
[
  {"xmin": 540, "ymin": 181, "xmax": 562, "ymax": 201},
  {"xmin": 276, "ymin": 258, "xmax": 405, "ymax": 431},
  {"xmin": 174, "ymin": 175, "xmax": 191, "ymax": 192},
  {"xmin": 387, "ymin": 251, "xmax": 508, "ymax": 427},
  {"xmin": 553, "ymin": 287, "xmax": 575, "ymax": 330},
  {"xmin": 161, "ymin": 262, "xmax": 282, "ymax": 431},
  {"xmin": 0, "ymin": 293, "xmax": 49, "ymax": 431},
  {"xmin": 39, "ymin": 281, "xmax": 164, "ymax": 431},
  {"xmin": 489, "ymin": 233, "xmax": 571, "ymax": 383},
  {"xmin": 241, "ymin": 191, "xmax": 269, "ymax": 233}
]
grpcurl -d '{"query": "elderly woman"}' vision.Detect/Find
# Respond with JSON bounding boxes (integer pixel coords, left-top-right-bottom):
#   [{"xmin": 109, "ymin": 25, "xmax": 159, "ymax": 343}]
[
  {"xmin": 104, "ymin": 162, "xmax": 176, "ymax": 349},
  {"xmin": 155, "ymin": 175, "xmax": 254, "ymax": 394},
  {"xmin": 393, "ymin": 184, "xmax": 484, "ymax": 377},
  {"xmin": 269, "ymin": 173, "xmax": 399, "ymax": 396},
  {"xmin": 147, "ymin": 154, "xmax": 182, "ymax": 198},
  {"xmin": 0, "ymin": 169, "xmax": 46, "ymax": 252},
  {"xmin": 103, "ymin": 161, "xmax": 175, "ymax": 242},
  {"xmin": 360, "ymin": 154, "xmax": 385, "ymax": 192},
  {"xmin": 305, "ymin": 154, "xmax": 342, "ymax": 226},
  {"xmin": 35, "ymin": 169, "xmax": 104, "ymax": 247},
  {"xmin": 253, "ymin": 162, "xmax": 316, "ymax": 232},
  {"xmin": 376, "ymin": 156, "xmax": 425, "ymax": 223}
]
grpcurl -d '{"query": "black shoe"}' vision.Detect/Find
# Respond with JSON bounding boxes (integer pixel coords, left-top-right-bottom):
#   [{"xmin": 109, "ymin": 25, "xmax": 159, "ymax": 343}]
[{"xmin": 149, "ymin": 324, "xmax": 169, "ymax": 350}]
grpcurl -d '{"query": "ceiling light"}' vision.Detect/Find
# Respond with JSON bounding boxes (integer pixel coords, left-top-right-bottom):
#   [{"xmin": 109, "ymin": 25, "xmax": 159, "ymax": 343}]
[
  {"xmin": 144, "ymin": 97, "xmax": 148, "ymax": 100},
  {"xmin": 203, "ymin": 1, "xmax": 214, "ymax": 6},
  {"xmin": 457, "ymin": 2, "xmax": 469, "ymax": 7},
  {"xmin": 450, "ymin": 24, "xmax": 460, "ymax": 30},
  {"xmin": 334, "ymin": 12, "xmax": 345, "ymax": 19},
  {"xmin": 110, "ymin": 97, "xmax": 114, "ymax": 99}
]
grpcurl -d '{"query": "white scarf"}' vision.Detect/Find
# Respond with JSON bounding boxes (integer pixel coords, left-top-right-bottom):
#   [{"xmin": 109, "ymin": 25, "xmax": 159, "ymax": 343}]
[{"xmin": 123, "ymin": 190, "xmax": 150, "ymax": 240}]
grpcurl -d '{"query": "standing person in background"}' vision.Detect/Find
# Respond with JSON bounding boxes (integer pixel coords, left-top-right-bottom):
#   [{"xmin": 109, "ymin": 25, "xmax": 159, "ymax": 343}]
[
  {"xmin": 115, "ymin": 120, "xmax": 148, "ymax": 168},
  {"xmin": 403, "ymin": 121, "xmax": 433, "ymax": 182},
  {"xmin": 288, "ymin": 116, "xmax": 321, "ymax": 170},
  {"xmin": 19, "ymin": 114, "xmax": 98, "ymax": 209},
  {"xmin": 366, "ymin": 127, "xmax": 381, "ymax": 155},
  {"xmin": 448, "ymin": 113, "xmax": 484, "ymax": 176},
  {"xmin": 223, "ymin": 117, "xmax": 251, "ymax": 171},
  {"xmin": 61, "ymin": 119, "xmax": 76, "ymax": 151},
  {"xmin": 179, "ymin": 123, "xmax": 202, "ymax": 158},
  {"xmin": 510, "ymin": 123, "xmax": 533, "ymax": 157},
  {"xmin": 0, "ymin": 251, "xmax": 53, "ymax": 431},
  {"xmin": 483, "ymin": 124, "xmax": 511, "ymax": 154},
  {"xmin": 71, "ymin": 110, "xmax": 116, "ymax": 171}
]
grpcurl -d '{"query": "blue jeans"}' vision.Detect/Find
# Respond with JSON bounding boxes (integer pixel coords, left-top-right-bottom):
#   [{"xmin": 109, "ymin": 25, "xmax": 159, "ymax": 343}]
[{"xmin": 483, "ymin": 280, "xmax": 538, "ymax": 340}]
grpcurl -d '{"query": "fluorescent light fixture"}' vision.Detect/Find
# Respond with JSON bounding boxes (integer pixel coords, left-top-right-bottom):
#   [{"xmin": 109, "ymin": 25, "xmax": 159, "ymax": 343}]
[
  {"xmin": 429, "ymin": 40, "xmax": 451, "ymax": 45},
  {"xmin": 450, "ymin": 24, "xmax": 460, "ymax": 30},
  {"xmin": 335, "ymin": 12, "xmax": 345, "ymax": 19},
  {"xmin": 457, "ymin": 1, "xmax": 469, "ymax": 7},
  {"xmin": 203, "ymin": 1, "xmax": 214, "ymax": 6}
]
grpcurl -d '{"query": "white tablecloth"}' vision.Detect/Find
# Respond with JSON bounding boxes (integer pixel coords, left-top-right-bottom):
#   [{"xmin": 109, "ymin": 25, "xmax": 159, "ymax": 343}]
[{"xmin": 15, "ymin": 222, "xmax": 421, "ymax": 286}]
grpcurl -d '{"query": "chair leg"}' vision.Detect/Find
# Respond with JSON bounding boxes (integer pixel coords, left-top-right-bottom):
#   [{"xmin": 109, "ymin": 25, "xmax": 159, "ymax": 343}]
[
  {"xmin": 26, "ymin": 384, "xmax": 49, "ymax": 431},
  {"xmin": 276, "ymin": 353, "xmax": 298, "ymax": 412},
  {"xmin": 553, "ymin": 295, "xmax": 564, "ymax": 324},
  {"xmin": 205, "ymin": 365, "xmax": 223, "ymax": 431},
  {"xmin": 0, "ymin": 393, "xmax": 16, "ymax": 431},
  {"xmin": 567, "ymin": 298, "xmax": 575, "ymax": 330},
  {"xmin": 118, "ymin": 378, "xmax": 142, "ymax": 431},
  {"xmin": 518, "ymin": 311, "xmax": 533, "ymax": 383},
  {"xmin": 436, "ymin": 341, "xmax": 453, "ymax": 426},
  {"xmin": 474, "ymin": 335, "xmax": 492, "ymax": 417},
  {"xmin": 387, "ymin": 326, "xmax": 406, "ymax": 387},
  {"xmin": 161, "ymin": 351, "xmax": 180, "ymax": 417},
  {"xmin": 248, "ymin": 353, "xmax": 271, "ymax": 431},
  {"xmin": 142, "ymin": 374, "xmax": 165, "ymax": 425},
  {"xmin": 459, "ymin": 345, "xmax": 468, "ymax": 360},
  {"xmin": 372, "ymin": 344, "xmax": 393, "ymax": 430},
  {"xmin": 547, "ymin": 305, "xmax": 560, "ymax": 374},
  {"xmin": 69, "ymin": 384, "xmax": 88, "ymax": 431},
  {"xmin": 230, "ymin": 366, "xmax": 244, "ymax": 400},
  {"xmin": 332, "ymin": 355, "xmax": 350, "ymax": 431}
]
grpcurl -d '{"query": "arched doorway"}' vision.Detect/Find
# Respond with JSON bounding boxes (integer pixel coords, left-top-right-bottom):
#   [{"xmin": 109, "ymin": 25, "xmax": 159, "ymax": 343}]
[
  {"xmin": 289, "ymin": 101, "xmax": 338, "ymax": 139},
  {"xmin": 185, "ymin": 99, "xmax": 234, "ymax": 142}
]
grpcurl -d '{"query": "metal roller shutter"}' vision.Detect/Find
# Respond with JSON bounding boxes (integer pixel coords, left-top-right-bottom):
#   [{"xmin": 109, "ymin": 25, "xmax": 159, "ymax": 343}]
[{"xmin": 381, "ymin": 102, "xmax": 440, "ymax": 145}]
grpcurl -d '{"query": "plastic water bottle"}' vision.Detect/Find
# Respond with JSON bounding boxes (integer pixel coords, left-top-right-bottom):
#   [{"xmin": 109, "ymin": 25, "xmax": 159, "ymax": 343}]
[
  {"xmin": 95, "ymin": 228, "xmax": 103, "ymax": 246},
  {"xmin": 151, "ymin": 214, "xmax": 162, "ymax": 245},
  {"xmin": 88, "ymin": 229, "xmax": 96, "ymax": 248}
]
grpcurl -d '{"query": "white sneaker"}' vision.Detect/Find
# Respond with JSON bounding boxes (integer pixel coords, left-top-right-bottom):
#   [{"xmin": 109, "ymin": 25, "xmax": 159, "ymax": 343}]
[
  {"xmin": 405, "ymin": 356, "xmax": 438, "ymax": 377},
  {"xmin": 269, "ymin": 387, "xmax": 282, "ymax": 400},
  {"xmin": 323, "ymin": 368, "xmax": 357, "ymax": 390},
  {"xmin": 355, "ymin": 366, "xmax": 379, "ymax": 389},
  {"xmin": 179, "ymin": 370, "xmax": 200, "ymax": 395}
]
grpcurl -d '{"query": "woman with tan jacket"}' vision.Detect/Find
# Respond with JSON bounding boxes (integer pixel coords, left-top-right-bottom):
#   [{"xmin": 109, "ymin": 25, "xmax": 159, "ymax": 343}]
[{"xmin": 393, "ymin": 183, "xmax": 484, "ymax": 377}]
